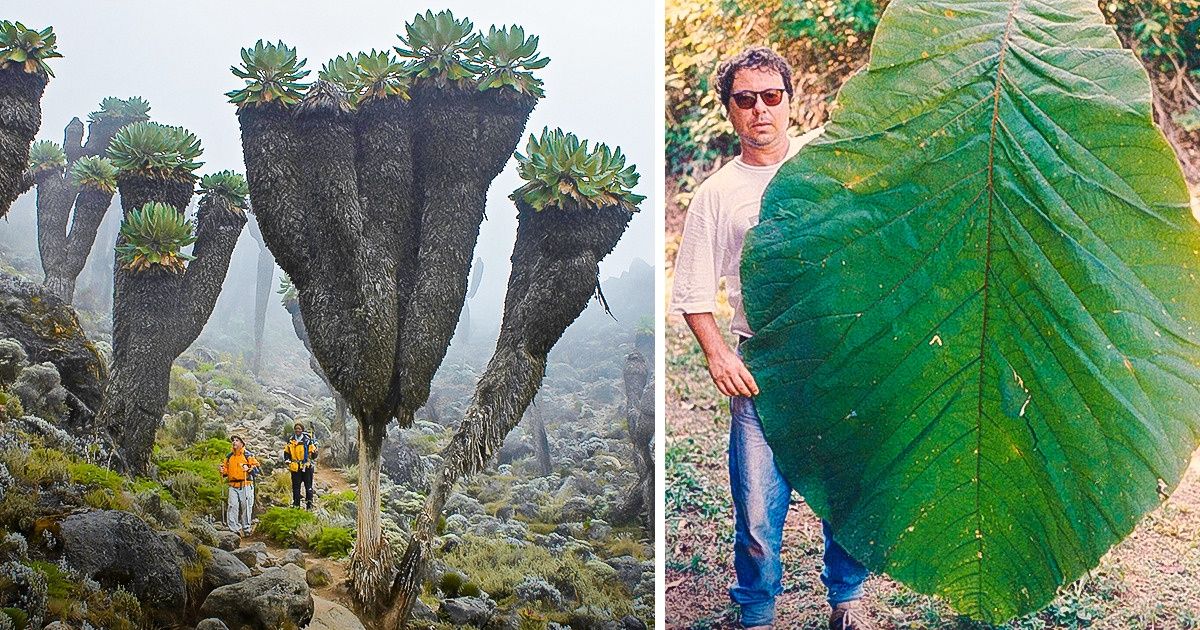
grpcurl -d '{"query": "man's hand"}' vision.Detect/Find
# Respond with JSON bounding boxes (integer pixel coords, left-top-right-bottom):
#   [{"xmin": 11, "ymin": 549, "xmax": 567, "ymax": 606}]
[
  {"xmin": 683, "ymin": 312, "xmax": 760, "ymax": 397},
  {"xmin": 706, "ymin": 345, "xmax": 759, "ymax": 397}
]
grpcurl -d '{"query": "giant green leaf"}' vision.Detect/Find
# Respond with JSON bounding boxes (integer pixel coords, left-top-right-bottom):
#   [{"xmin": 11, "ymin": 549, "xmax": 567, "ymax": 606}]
[{"xmin": 741, "ymin": 0, "xmax": 1200, "ymax": 622}]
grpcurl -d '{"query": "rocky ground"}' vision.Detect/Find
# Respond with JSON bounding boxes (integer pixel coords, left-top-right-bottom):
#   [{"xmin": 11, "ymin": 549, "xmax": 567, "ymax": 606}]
[
  {"xmin": 0, "ymin": 253, "xmax": 654, "ymax": 629},
  {"xmin": 665, "ymin": 312, "xmax": 1200, "ymax": 630}
]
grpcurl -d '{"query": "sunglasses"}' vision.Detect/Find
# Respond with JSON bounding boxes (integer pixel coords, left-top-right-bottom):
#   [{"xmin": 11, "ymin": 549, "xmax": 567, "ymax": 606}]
[{"xmin": 730, "ymin": 88, "xmax": 786, "ymax": 110}]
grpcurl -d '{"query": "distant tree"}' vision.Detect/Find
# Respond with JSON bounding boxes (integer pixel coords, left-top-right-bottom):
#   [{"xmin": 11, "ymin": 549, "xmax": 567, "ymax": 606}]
[
  {"xmin": 28, "ymin": 97, "xmax": 150, "ymax": 301},
  {"xmin": 454, "ymin": 256, "xmax": 484, "ymax": 344},
  {"xmin": 610, "ymin": 349, "xmax": 654, "ymax": 530},
  {"xmin": 247, "ymin": 217, "xmax": 274, "ymax": 375},
  {"xmin": 527, "ymin": 401, "xmax": 552, "ymax": 477}
]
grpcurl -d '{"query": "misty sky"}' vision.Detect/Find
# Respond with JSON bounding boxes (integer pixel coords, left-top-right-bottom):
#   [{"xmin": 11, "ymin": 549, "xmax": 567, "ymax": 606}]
[{"xmin": 9, "ymin": 0, "xmax": 655, "ymax": 314}]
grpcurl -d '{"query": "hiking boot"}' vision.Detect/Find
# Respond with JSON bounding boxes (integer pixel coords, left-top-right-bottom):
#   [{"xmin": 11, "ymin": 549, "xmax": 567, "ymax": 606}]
[{"xmin": 829, "ymin": 600, "xmax": 873, "ymax": 630}]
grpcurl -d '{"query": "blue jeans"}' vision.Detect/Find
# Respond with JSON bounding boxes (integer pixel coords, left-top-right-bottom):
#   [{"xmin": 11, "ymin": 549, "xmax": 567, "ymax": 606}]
[{"xmin": 729, "ymin": 394, "xmax": 868, "ymax": 626}]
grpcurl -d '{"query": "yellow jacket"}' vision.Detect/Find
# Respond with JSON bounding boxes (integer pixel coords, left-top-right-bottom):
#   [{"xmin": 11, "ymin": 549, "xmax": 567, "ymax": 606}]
[
  {"xmin": 283, "ymin": 434, "xmax": 318, "ymax": 472},
  {"xmin": 220, "ymin": 447, "xmax": 260, "ymax": 488}
]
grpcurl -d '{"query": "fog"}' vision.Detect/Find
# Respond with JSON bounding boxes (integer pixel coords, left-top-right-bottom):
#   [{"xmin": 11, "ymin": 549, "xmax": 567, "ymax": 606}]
[{"xmin": 3, "ymin": 1, "xmax": 655, "ymax": 364}]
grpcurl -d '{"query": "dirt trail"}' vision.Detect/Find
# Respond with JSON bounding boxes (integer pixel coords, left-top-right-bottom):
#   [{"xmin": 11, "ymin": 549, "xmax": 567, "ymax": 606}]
[{"xmin": 247, "ymin": 464, "xmax": 354, "ymax": 607}]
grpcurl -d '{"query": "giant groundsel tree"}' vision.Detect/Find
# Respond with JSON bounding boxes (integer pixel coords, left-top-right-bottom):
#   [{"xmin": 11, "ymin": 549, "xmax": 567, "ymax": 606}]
[
  {"xmin": 0, "ymin": 20, "xmax": 60, "ymax": 217},
  {"xmin": 742, "ymin": 0, "xmax": 1200, "ymax": 622},
  {"xmin": 390, "ymin": 127, "xmax": 642, "ymax": 624},
  {"xmin": 28, "ymin": 97, "xmax": 150, "ymax": 301},
  {"xmin": 228, "ymin": 11, "xmax": 547, "ymax": 611},
  {"xmin": 96, "ymin": 122, "xmax": 247, "ymax": 474}
]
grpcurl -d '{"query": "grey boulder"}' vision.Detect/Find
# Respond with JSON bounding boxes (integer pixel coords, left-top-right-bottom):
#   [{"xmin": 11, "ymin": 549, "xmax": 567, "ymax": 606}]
[
  {"xmin": 202, "ymin": 545, "xmax": 251, "ymax": 591},
  {"xmin": 199, "ymin": 564, "xmax": 313, "ymax": 630},
  {"xmin": 58, "ymin": 510, "xmax": 187, "ymax": 621}
]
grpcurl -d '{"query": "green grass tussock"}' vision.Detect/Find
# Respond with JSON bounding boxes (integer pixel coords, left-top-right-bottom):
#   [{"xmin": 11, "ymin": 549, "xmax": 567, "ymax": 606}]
[{"xmin": 258, "ymin": 507, "xmax": 318, "ymax": 544}]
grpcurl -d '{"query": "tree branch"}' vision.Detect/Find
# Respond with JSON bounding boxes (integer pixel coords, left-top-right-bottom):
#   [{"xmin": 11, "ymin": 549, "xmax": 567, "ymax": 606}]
[{"xmin": 171, "ymin": 194, "xmax": 247, "ymax": 356}]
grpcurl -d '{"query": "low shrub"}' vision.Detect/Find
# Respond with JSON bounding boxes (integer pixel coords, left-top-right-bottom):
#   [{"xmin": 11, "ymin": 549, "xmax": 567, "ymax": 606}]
[
  {"xmin": 68, "ymin": 462, "xmax": 122, "ymax": 493},
  {"xmin": 321, "ymin": 490, "xmax": 356, "ymax": 514},
  {"xmin": 308, "ymin": 526, "xmax": 353, "ymax": 558},
  {"xmin": 82, "ymin": 487, "xmax": 130, "ymax": 511},
  {"xmin": 83, "ymin": 586, "xmax": 143, "ymax": 630},
  {"xmin": 129, "ymin": 478, "xmax": 175, "ymax": 506},
  {"xmin": 443, "ymin": 535, "xmax": 632, "ymax": 614},
  {"xmin": 161, "ymin": 469, "xmax": 223, "ymax": 514},
  {"xmin": 0, "ymin": 489, "xmax": 37, "ymax": 532},
  {"xmin": 3, "ymin": 448, "xmax": 69, "ymax": 486},
  {"xmin": 258, "ymin": 507, "xmax": 317, "ymax": 544},
  {"xmin": 157, "ymin": 442, "xmax": 227, "ymax": 514}
]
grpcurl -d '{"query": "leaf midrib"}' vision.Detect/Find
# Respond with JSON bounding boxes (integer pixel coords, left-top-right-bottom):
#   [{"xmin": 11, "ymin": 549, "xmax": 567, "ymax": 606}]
[{"xmin": 974, "ymin": 0, "xmax": 1022, "ymax": 611}]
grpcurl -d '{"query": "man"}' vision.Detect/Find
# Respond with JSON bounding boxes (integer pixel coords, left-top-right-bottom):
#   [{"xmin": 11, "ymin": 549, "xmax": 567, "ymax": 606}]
[
  {"xmin": 669, "ymin": 47, "xmax": 872, "ymax": 630},
  {"xmin": 219, "ymin": 435, "xmax": 259, "ymax": 537},
  {"xmin": 283, "ymin": 422, "xmax": 318, "ymax": 510}
]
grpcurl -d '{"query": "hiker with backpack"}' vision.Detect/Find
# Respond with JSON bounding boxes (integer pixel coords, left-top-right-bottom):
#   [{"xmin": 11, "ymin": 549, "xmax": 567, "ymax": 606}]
[
  {"xmin": 220, "ymin": 435, "xmax": 260, "ymax": 536},
  {"xmin": 283, "ymin": 422, "xmax": 319, "ymax": 510}
]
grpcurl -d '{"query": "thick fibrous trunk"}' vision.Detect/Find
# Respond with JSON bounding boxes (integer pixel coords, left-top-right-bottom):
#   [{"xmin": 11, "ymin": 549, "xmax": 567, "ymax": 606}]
[
  {"xmin": 236, "ymin": 103, "xmax": 307, "ymax": 276},
  {"xmin": 390, "ymin": 201, "xmax": 633, "ymax": 623},
  {"xmin": 248, "ymin": 220, "xmax": 272, "ymax": 375},
  {"xmin": 235, "ymin": 85, "xmax": 536, "ymax": 614},
  {"xmin": 356, "ymin": 97, "xmax": 416, "ymax": 396},
  {"xmin": 0, "ymin": 67, "xmax": 48, "ymax": 218},
  {"xmin": 352, "ymin": 419, "xmax": 394, "ymax": 618},
  {"xmin": 392, "ymin": 89, "xmax": 537, "ymax": 421},
  {"xmin": 39, "ymin": 181, "xmax": 117, "ymax": 303},
  {"xmin": 97, "ymin": 174, "xmax": 246, "ymax": 474},
  {"xmin": 295, "ymin": 85, "xmax": 396, "ymax": 414}
]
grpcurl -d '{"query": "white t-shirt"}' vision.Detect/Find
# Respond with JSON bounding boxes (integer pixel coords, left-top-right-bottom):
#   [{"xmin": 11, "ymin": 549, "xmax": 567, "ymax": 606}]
[{"xmin": 669, "ymin": 131, "xmax": 819, "ymax": 338}]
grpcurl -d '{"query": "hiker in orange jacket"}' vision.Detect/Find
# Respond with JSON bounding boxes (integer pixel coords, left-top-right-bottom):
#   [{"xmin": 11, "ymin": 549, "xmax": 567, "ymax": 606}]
[
  {"xmin": 283, "ymin": 422, "xmax": 318, "ymax": 510},
  {"xmin": 220, "ymin": 435, "xmax": 260, "ymax": 536}
]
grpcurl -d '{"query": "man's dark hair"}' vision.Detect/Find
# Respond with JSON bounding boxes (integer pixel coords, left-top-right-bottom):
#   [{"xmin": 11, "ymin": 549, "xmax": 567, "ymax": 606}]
[
  {"xmin": 230, "ymin": 435, "xmax": 243, "ymax": 445},
  {"xmin": 716, "ymin": 46, "xmax": 795, "ymax": 108}
]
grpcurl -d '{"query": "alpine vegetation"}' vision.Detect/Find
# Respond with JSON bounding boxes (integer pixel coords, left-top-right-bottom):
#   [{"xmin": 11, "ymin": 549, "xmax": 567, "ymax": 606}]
[
  {"xmin": 741, "ymin": 0, "xmax": 1200, "ymax": 622},
  {"xmin": 391, "ymin": 128, "xmax": 642, "ymax": 624},
  {"xmin": 96, "ymin": 121, "xmax": 247, "ymax": 475},
  {"xmin": 28, "ymin": 97, "xmax": 150, "ymax": 301},
  {"xmin": 0, "ymin": 20, "xmax": 60, "ymax": 217},
  {"xmin": 228, "ymin": 11, "xmax": 545, "ymax": 613}
]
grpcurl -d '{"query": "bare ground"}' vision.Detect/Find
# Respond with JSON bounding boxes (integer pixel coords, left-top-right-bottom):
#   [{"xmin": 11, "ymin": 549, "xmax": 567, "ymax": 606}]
[
  {"xmin": 665, "ymin": 315, "xmax": 1200, "ymax": 630},
  {"xmin": 246, "ymin": 465, "xmax": 353, "ymax": 605}
]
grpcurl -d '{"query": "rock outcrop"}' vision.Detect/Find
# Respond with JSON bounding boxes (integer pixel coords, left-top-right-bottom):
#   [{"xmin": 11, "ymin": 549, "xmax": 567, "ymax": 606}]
[{"xmin": 0, "ymin": 273, "xmax": 105, "ymax": 429}]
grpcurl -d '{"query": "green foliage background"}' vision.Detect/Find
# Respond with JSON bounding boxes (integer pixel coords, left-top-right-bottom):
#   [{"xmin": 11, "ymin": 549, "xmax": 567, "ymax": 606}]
[{"xmin": 666, "ymin": 0, "xmax": 1200, "ymax": 200}]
